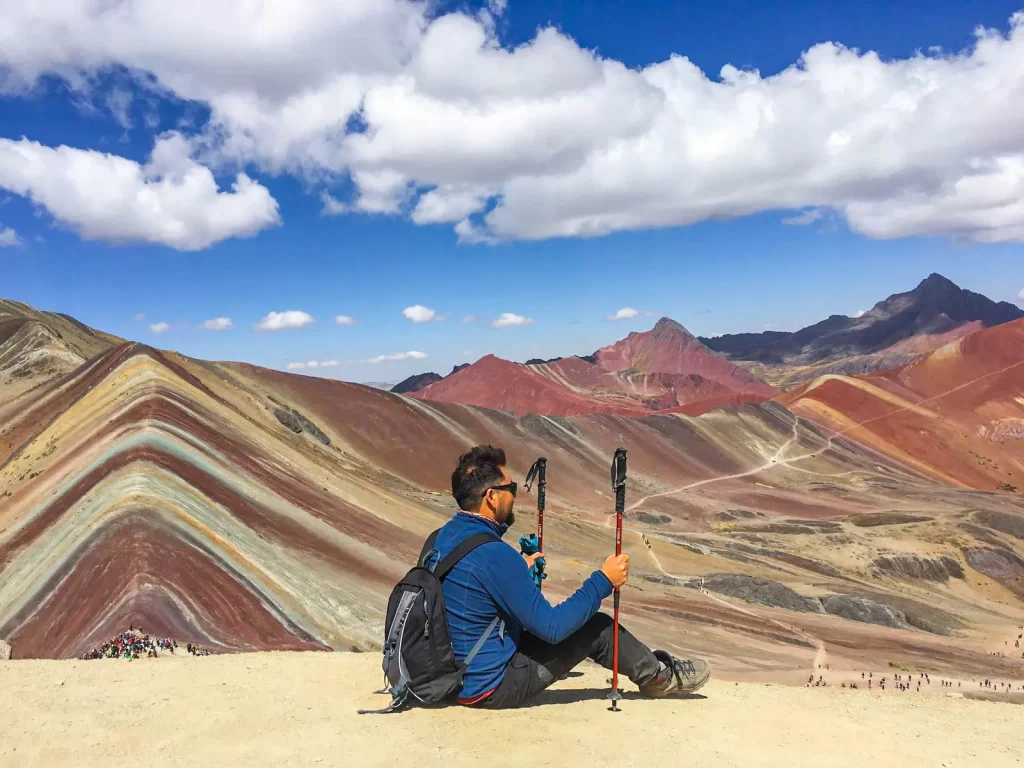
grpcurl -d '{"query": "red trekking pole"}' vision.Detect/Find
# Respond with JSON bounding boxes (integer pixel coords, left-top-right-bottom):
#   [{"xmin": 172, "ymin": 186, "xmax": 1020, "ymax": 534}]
[{"xmin": 608, "ymin": 447, "xmax": 627, "ymax": 712}]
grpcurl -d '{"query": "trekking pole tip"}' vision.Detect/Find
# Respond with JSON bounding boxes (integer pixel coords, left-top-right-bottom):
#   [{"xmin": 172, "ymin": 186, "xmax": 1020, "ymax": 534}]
[{"xmin": 607, "ymin": 689, "xmax": 622, "ymax": 711}]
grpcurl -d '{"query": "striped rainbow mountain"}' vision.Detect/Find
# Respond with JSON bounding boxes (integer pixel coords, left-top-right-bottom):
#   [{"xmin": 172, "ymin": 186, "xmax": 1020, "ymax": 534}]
[{"xmin": 1, "ymin": 295, "xmax": 1022, "ymax": 684}]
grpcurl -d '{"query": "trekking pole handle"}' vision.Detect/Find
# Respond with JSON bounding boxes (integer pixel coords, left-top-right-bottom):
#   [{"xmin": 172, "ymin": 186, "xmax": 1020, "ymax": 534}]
[
  {"xmin": 525, "ymin": 457, "xmax": 547, "ymax": 501},
  {"xmin": 611, "ymin": 447, "xmax": 627, "ymax": 535},
  {"xmin": 525, "ymin": 457, "xmax": 547, "ymax": 548}
]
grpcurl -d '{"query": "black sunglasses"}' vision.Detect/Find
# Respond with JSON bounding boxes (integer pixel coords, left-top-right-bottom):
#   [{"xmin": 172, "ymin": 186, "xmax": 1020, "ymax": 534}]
[{"xmin": 488, "ymin": 481, "xmax": 518, "ymax": 498}]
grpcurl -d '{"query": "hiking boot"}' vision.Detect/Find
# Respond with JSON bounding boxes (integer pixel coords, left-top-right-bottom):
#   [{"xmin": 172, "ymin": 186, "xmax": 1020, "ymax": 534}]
[{"xmin": 640, "ymin": 650, "xmax": 711, "ymax": 697}]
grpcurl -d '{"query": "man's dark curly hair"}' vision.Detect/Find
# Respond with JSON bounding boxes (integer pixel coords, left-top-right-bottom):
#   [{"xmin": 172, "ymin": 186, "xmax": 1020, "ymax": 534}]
[{"xmin": 451, "ymin": 445, "xmax": 507, "ymax": 511}]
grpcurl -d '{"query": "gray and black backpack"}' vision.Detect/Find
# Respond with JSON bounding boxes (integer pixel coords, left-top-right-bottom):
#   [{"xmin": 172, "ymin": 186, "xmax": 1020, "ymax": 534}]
[{"xmin": 357, "ymin": 529, "xmax": 499, "ymax": 714}]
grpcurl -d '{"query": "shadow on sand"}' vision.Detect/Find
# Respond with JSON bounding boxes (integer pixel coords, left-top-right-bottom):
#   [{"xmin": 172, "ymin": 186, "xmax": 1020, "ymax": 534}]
[{"xmin": 527, "ymin": 688, "xmax": 708, "ymax": 708}]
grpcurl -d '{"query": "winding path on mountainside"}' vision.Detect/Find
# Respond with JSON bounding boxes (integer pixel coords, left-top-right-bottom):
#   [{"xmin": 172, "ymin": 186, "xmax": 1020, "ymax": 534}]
[
  {"xmin": 627, "ymin": 354, "xmax": 1024, "ymax": 511},
  {"xmin": 626, "ymin": 410, "xmax": 807, "ymax": 511}
]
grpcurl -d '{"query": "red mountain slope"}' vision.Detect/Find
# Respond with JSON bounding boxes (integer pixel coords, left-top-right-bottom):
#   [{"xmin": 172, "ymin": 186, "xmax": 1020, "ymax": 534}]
[
  {"xmin": 410, "ymin": 355, "xmax": 650, "ymax": 417},
  {"xmin": 595, "ymin": 318, "xmax": 776, "ymax": 397},
  {"xmin": 778, "ymin": 318, "xmax": 1024, "ymax": 489},
  {"xmin": 411, "ymin": 318, "xmax": 776, "ymax": 417}
]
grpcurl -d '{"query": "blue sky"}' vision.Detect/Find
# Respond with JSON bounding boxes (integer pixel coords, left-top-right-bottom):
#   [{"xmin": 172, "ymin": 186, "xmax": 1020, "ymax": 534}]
[{"xmin": 1, "ymin": 0, "xmax": 1022, "ymax": 383}]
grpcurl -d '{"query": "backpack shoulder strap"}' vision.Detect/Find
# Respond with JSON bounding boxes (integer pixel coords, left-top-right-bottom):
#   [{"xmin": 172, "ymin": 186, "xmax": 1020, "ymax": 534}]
[
  {"xmin": 417, "ymin": 529, "xmax": 441, "ymax": 567},
  {"xmin": 463, "ymin": 615, "xmax": 501, "ymax": 668},
  {"xmin": 433, "ymin": 532, "xmax": 498, "ymax": 580}
]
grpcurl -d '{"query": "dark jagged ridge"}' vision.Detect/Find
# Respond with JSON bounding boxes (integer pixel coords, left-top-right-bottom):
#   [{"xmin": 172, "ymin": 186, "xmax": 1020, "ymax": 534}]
[
  {"xmin": 700, "ymin": 273, "xmax": 1024, "ymax": 365},
  {"xmin": 391, "ymin": 372, "xmax": 442, "ymax": 394}
]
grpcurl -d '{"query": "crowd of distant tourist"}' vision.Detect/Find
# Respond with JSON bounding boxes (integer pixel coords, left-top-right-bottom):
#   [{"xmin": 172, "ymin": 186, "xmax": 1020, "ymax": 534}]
[
  {"xmin": 814, "ymin": 668, "xmax": 1024, "ymax": 692},
  {"xmin": 81, "ymin": 626, "xmax": 212, "ymax": 660}
]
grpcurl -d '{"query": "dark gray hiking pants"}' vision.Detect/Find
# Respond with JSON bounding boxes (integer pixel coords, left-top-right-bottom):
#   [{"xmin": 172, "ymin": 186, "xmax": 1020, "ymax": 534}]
[{"xmin": 476, "ymin": 612, "xmax": 661, "ymax": 709}]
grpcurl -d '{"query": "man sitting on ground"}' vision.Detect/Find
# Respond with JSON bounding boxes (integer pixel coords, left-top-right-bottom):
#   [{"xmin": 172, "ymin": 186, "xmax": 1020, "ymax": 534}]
[{"xmin": 425, "ymin": 444, "xmax": 711, "ymax": 709}]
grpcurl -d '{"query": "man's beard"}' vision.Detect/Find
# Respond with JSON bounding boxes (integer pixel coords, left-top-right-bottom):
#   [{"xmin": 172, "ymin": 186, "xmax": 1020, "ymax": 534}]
[{"xmin": 499, "ymin": 506, "xmax": 515, "ymax": 528}]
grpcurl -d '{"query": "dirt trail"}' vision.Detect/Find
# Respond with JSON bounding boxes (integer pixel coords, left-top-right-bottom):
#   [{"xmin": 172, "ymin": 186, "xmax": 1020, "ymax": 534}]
[
  {"xmin": 1, "ymin": 652, "xmax": 1018, "ymax": 768},
  {"xmin": 627, "ymin": 354, "xmax": 1024, "ymax": 512},
  {"xmin": 626, "ymin": 412, "xmax": 807, "ymax": 511}
]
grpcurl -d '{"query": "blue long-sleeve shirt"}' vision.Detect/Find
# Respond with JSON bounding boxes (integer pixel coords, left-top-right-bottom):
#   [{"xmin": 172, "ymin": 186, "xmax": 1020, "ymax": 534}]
[{"xmin": 427, "ymin": 511, "xmax": 613, "ymax": 702}]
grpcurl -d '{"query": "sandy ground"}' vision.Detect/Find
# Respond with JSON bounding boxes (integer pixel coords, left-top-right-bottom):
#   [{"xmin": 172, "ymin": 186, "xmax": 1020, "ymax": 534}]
[{"xmin": 1, "ymin": 652, "xmax": 1022, "ymax": 768}]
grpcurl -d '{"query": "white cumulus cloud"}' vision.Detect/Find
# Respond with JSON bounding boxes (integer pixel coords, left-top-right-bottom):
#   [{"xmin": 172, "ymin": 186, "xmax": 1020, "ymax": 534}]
[
  {"xmin": 0, "ymin": 5, "xmax": 1022, "ymax": 244},
  {"xmin": 493, "ymin": 312, "xmax": 534, "ymax": 328},
  {"xmin": 607, "ymin": 307, "xmax": 640, "ymax": 321},
  {"xmin": 844, "ymin": 155, "xmax": 1024, "ymax": 243},
  {"xmin": 149, "ymin": 321, "xmax": 169, "ymax": 334},
  {"xmin": 287, "ymin": 360, "xmax": 340, "ymax": 370},
  {"xmin": 0, "ymin": 224, "xmax": 19, "ymax": 246},
  {"xmin": 320, "ymin": 193, "xmax": 349, "ymax": 216},
  {"xmin": 256, "ymin": 310, "xmax": 315, "ymax": 331},
  {"xmin": 403, "ymin": 304, "xmax": 436, "ymax": 323},
  {"xmin": 412, "ymin": 186, "xmax": 490, "ymax": 224},
  {"xmin": 364, "ymin": 350, "xmax": 428, "ymax": 364},
  {"xmin": 334, "ymin": 314, "xmax": 357, "ymax": 325},
  {"xmin": 853, "ymin": 309, "xmax": 867, "ymax": 318},
  {"xmin": 0, "ymin": 134, "xmax": 280, "ymax": 250},
  {"xmin": 134, "ymin": 312, "xmax": 146, "ymax": 321},
  {"xmin": 202, "ymin": 317, "xmax": 233, "ymax": 330}
]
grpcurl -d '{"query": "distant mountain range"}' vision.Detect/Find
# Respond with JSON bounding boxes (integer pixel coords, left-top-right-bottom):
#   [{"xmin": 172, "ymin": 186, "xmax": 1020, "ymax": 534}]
[
  {"xmin": 391, "ymin": 364, "xmax": 470, "ymax": 394},
  {"xmin": 409, "ymin": 318, "xmax": 776, "ymax": 417},
  {"xmin": 700, "ymin": 273, "xmax": 1024, "ymax": 387},
  {"xmin": 391, "ymin": 372, "xmax": 442, "ymax": 394},
  {"xmin": 5, "ymin": 272, "xmax": 1018, "ymax": 420},
  {"xmin": 394, "ymin": 272, "xmax": 1023, "ymax": 401},
  {"xmin": 358, "ymin": 381, "xmax": 400, "ymax": 391}
]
